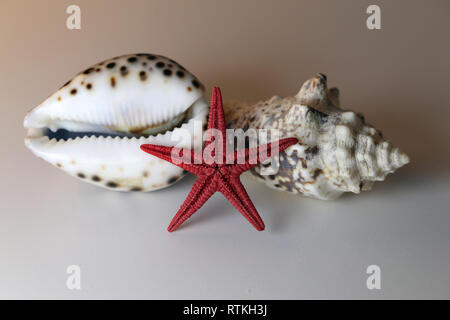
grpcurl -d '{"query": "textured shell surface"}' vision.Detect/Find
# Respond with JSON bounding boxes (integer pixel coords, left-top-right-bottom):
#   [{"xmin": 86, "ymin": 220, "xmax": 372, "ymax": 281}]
[
  {"xmin": 24, "ymin": 53, "xmax": 209, "ymax": 191},
  {"xmin": 224, "ymin": 74, "xmax": 410, "ymax": 200}
]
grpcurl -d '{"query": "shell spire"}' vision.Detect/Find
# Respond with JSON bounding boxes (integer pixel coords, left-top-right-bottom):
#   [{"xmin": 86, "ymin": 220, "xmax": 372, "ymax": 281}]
[{"xmin": 306, "ymin": 74, "xmax": 410, "ymax": 193}]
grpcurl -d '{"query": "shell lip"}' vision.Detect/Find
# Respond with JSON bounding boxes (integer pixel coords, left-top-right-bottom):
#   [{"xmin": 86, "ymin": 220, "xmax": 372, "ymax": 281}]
[
  {"xmin": 24, "ymin": 97, "xmax": 208, "ymax": 144},
  {"xmin": 23, "ymin": 97, "xmax": 209, "ymax": 174}
]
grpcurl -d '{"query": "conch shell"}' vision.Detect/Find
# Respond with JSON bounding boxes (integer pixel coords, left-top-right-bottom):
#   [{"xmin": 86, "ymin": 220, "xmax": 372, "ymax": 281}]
[
  {"xmin": 24, "ymin": 54, "xmax": 409, "ymax": 199},
  {"xmin": 224, "ymin": 74, "xmax": 410, "ymax": 200},
  {"xmin": 24, "ymin": 54, "xmax": 208, "ymax": 191}
]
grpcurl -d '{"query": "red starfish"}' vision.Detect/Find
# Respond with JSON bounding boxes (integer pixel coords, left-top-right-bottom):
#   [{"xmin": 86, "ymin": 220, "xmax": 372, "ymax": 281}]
[{"xmin": 140, "ymin": 87, "xmax": 297, "ymax": 232}]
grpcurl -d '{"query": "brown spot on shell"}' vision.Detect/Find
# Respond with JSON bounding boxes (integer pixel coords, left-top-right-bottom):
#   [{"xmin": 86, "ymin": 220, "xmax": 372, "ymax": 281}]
[
  {"xmin": 110, "ymin": 77, "xmax": 116, "ymax": 88},
  {"xmin": 56, "ymin": 163, "xmax": 62, "ymax": 168},
  {"xmin": 312, "ymin": 169, "xmax": 323, "ymax": 179},
  {"xmin": 57, "ymin": 96, "xmax": 61, "ymax": 101},
  {"xmin": 300, "ymin": 158, "xmax": 307, "ymax": 169},
  {"xmin": 139, "ymin": 70, "xmax": 147, "ymax": 81},
  {"xmin": 130, "ymin": 187, "xmax": 143, "ymax": 192},
  {"xmin": 176, "ymin": 70, "xmax": 184, "ymax": 78},
  {"xmin": 163, "ymin": 69, "xmax": 172, "ymax": 76},
  {"xmin": 127, "ymin": 56, "xmax": 137, "ymax": 63},
  {"xmin": 77, "ymin": 173, "xmax": 85, "ymax": 178},
  {"xmin": 106, "ymin": 62, "xmax": 116, "ymax": 69},
  {"xmin": 83, "ymin": 68, "xmax": 94, "ymax": 74},
  {"xmin": 147, "ymin": 54, "xmax": 156, "ymax": 60},
  {"xmin": 70, "ymin": 88, "xmax": 77, "ymax": 95},
  {"xmin": 167, "ymin": 176, "xmax": 179, "ymax": 184},
  {"xmin": 305, "ymin": 146, "xmax": 319, "ymax": 160},
  {"xmin": 155, "ymin": 61, "xmax": 165, "ymax": 68},
  {"xmin": 106, "ymin": 181, "xmax": 118, "ymax": 188},
  {"xmin": 120, "ymin": 65, "xmax": 128, "ymax": 76},
  {"xmin": 92, "ymin": 175, "xmax": 101, "ymax": 182},
  {"xmin": 187, "ymin": 86, "xmax": 192, "ymax": 92},
  {"xmin": 142, "ymin": 171, "xmax": 149, "ymax": 177},
  {"xmin": 192, "ymin": 79, "xmax": 200, "ymax": 88},
  {"xmin": 86, "ymin": 83, "xmax": 92, "ymax": 90}
]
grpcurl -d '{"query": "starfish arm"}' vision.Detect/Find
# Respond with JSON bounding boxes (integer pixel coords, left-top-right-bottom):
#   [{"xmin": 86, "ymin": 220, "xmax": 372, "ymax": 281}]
[
  {"xmin": 140, "ymin": 144, "xmax": 205, "ymax": 175},
  {"xmin": 218, "ymin": 175, "xmax": 265, "ymax": 231},
  {"xmin": 207, "ymin": 87, "xmax": 227, "ymax": 137},
  {"xmin": 168, "ymin": 176, "xmax": 217, "ymax": 232},
  {"xmin": 205, "ymin": 87, "xmax": 227, "ymax": 163},
  {"xmin": 229, "ymin": 137, "xmax": 298, "ymax": 175}
]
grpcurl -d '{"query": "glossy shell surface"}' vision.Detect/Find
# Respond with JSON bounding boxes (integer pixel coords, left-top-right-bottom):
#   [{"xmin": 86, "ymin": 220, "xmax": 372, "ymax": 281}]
[{"xmin": 24, "ymin": 54, "xmax": 209, "ymax": 191}]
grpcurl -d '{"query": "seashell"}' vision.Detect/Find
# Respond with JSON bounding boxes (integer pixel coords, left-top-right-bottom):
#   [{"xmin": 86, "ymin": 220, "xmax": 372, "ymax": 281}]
[
  {"xmin": 224, "ymin": 74, "xmax": 410, "ymax": 200},
  {"xmin": 24, "ymin": 54, "xmax": 209, "ymax": 191}
]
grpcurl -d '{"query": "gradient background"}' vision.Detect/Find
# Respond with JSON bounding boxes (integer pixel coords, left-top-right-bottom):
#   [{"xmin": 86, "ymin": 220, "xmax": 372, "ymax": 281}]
[{"xmin": 1, "ymin": 0, "xmax": 449, "ymax": 299}]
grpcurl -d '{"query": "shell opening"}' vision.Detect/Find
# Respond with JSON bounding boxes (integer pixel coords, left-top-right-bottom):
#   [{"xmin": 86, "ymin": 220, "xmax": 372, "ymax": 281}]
[{"xmin": 26, "ymin": 101, "xmax": 196, "ymax": 142}]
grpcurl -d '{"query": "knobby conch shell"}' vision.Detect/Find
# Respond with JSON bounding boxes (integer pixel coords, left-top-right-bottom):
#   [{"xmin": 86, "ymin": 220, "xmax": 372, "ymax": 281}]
[
  {"xmin": 224, "ymin": 74, "xmax": 410, "ymax": 200},
  {"xmin": 24, "ymin": 54, "xmax": 208, "ymax": 191}
]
